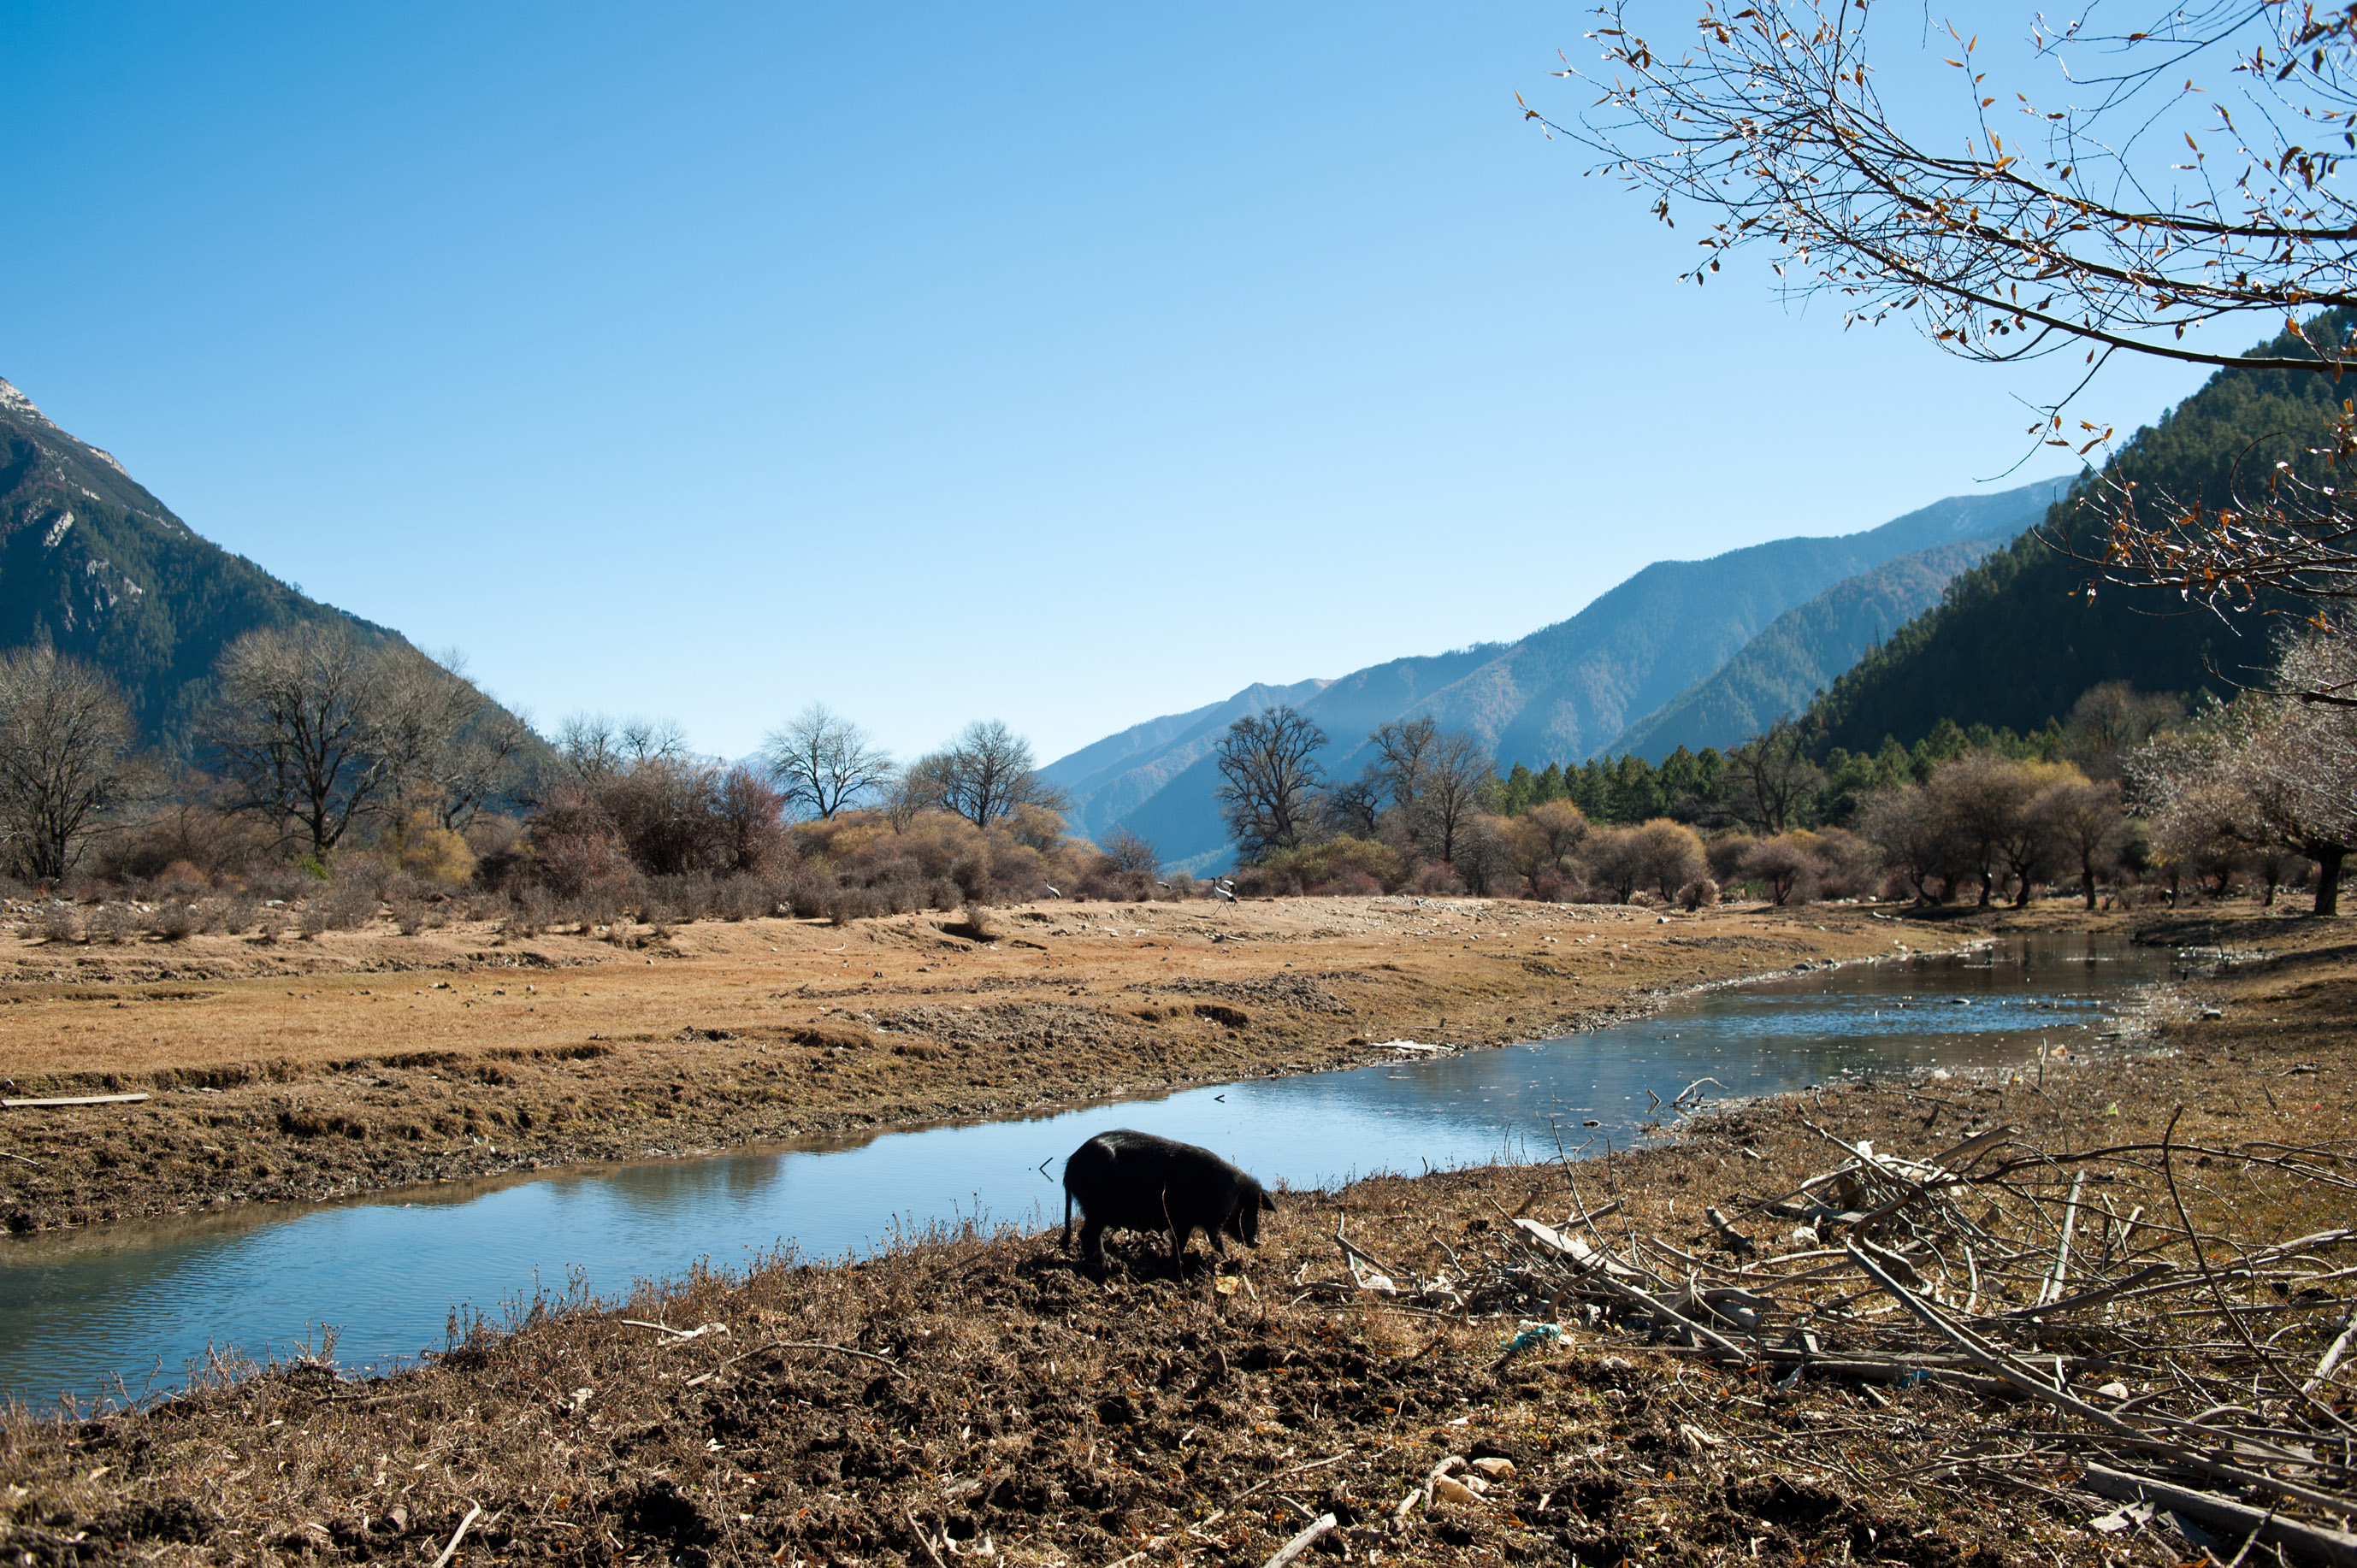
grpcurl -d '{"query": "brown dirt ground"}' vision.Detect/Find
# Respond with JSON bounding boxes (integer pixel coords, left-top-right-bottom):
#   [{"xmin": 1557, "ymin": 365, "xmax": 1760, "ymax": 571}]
[
  {"xmin": 3, "ymin": 895, "xmax": 1953, "ymax": 1234},
  {"xmin": 1, "ymin": 905, "xmax": 2349, "ymax": 1568}
]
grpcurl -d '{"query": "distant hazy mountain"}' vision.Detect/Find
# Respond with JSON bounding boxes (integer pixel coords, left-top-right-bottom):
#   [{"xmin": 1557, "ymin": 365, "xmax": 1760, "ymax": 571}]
[
  {"xmin": 1608, "ymin": 536, "xmax": 2011, "ymax": 760},
  {"xmin": 1039, "ymin": 678, "xmax": 1331, "ymax": 847},
  {"xmin": 0, "ymin": 375, "xmax": 497, "ymax": 756},
  {"xmin": 1045, "ymin": 475, "xmax": 2071, "ymax": 871}
]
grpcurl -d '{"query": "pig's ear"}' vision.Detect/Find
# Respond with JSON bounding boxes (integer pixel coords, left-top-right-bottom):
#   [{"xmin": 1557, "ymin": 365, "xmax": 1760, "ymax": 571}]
[{"xmin": 1261, "ymin": 1191, "xmax": 1278, "ymax": 1211}]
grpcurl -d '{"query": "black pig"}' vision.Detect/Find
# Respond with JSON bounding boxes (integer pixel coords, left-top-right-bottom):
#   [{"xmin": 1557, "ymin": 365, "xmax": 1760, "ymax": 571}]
[{"xmin": 1060, "ymin": 1129, "xmax": 1276, "ymax": 1270}]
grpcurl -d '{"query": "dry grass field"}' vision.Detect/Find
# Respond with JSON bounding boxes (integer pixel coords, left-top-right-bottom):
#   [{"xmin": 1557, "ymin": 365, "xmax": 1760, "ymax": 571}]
[{"xmin": 0, "ymin": 895, "xmax": 1939, "ymax": 1232}]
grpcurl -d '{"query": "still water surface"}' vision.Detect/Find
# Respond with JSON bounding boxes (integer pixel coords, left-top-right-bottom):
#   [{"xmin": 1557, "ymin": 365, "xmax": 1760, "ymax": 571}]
[{"xmin": 0, "ymin": 932, "xmax": 2165, "ymax": 1404}]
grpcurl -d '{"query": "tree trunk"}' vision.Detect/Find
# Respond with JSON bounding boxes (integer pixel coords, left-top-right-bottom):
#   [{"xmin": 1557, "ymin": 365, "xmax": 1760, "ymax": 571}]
[
  {"xmin": 2317, "ymin": 844, "xmax": 2346, "ymax": 917},
  {"xmin": 2082, "ymin": 857, "xmax": 2098, "ymax": 910}
]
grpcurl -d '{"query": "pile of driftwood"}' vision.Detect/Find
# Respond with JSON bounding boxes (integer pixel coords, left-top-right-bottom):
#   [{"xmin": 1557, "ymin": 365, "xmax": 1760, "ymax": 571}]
[{"xmin": 1314, "ymin": 1115, "xmax": 2357, "ymax": 1565}]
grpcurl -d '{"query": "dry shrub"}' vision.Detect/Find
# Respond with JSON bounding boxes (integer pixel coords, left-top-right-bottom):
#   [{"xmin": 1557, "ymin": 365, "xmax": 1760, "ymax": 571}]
[
  {"xmin": 91, "ymin": 901, "xmax": 141, "ymax": 945},
  {"xmin": 804, "ymin": 807, "xmax": 1093, "ymax": 909},
  {"xmin": 1793, "ymin": 826, "xmax": 1881, "ymax": 899},
  {"xmin": 200, "ymin": 895, "xmax": 250, "ymax": 934},
  {"xmin": 716, "ymin": 877, "xmax": 770, "ymax": 922},
  {"xmin": 1411, "ymin": 860, "xmax": 1467, "ymax": 896},
  {"xmin": 507, "ymin": 885, "xmax": 556, "ymax": 936},
  {"xmin": 35, "ymin": 903, "xmax": 77, "ymax": 943},
  {"xmin": 94, "ymin": 804, "xmax": 275, "ymax": 883},
  {"xmin": 659, "ymin": 872, "xmax": 730, "ymax": 921},
  {"xmin": 300, "ymin": 878, "xmax": 380, "ymax": 936},
  {"xmin": 1535, "ymin": 869, "xmax": 1588, "ymax": 903},
  {"xmin": 151, "ymin": 860, "xmax": 210, "ymax": 899},
  {"xmin": 950, "ymin": 850, "xmax": 995, "ymax": 907},
  {"xmin": 780, "ymin": 865, "xmax": 836, "ymax": 919},
  {"xmin": 827, "ymin": 885, "xmax": 885, "ymax": 925},
  {"xmin": 1678, "ymin": 876, "xmax": 1720, "ymax": 911},
  {"xmin": 375, "ymin": 809, "xmax": 478, "ymax": 887},
  {"xmin": 945, "ymin": 906, "xmax": 996, "ymax": 942},
  {"xmin": 880, "ymin": 877, "xmax": 937, "ymax": 914},
  {"xmin": 240, "ymin": 864, "xmax": 313, "ymax": 904},
  {"xmin": 1704, "ymin": 832, "xmax": 1757, "ymax": 886},
  {"xmin": 1580, "ymin": 824, "xmax": 1648, "ymax": 902},
  {"xmin": 149, "ymin": 901, "xmax": 199, "ymax": 941},
  {"xmin": 1738, "ymin": 834, "xmax": 1823, "ymax": 905},
  {"xmin": 525, "ymin": 782, "xmax": 638, "ymax": 901}
]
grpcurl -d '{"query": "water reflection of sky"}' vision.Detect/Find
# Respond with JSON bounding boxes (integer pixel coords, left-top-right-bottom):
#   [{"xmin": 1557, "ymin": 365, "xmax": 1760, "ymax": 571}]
[{"xmin": 0, "ymin": 934, "xmax": 2167, "ymax": 1405}]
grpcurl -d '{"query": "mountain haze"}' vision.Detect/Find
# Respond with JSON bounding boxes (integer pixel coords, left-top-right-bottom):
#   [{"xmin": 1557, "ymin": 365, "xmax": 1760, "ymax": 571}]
[
  {"xmin": 1608, "ymin": 535, "xmax": 2016, "ymax": 760},
  {"xmin": 1047, "ymin": 475, "xmax": 2071, "ymax": 869}
]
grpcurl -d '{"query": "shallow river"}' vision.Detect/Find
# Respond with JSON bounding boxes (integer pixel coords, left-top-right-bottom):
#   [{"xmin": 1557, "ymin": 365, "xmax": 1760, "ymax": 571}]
[{"xmin": 0, "ymin": 931, "xmax": 2167, "ymax": 1405}]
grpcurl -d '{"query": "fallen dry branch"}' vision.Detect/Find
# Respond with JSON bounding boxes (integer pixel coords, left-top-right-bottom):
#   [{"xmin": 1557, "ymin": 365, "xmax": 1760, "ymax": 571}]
[
  {"xmin": 1311, "ymin": 1105, "xmax": 2357, "ymax": 1551},
  {"xmin": 2, "ymin": 1093, "xmax": 151, "ymax": 1109},
  {"xmin": 2082, "ymin": 1465, "xmax": 2357, "ymax": 1568}
]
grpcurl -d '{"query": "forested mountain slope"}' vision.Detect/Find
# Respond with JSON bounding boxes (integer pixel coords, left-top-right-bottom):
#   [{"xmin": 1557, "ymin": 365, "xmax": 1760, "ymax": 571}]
[
  {"xmin": 1610, "ymin": 536, "xmax": 2011, "ymax": 759},
  {"xmin": 0, "ymin": 376, "xmax": 396, "ymax": 752},
  {"xmin": 1802, "ymin": 318, "xmax": 2344, "ymax": 755}
]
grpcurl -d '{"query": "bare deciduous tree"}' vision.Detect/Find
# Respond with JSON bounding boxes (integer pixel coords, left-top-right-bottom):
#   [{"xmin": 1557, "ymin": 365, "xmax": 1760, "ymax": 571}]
[
  {"xmin": 1726, "ymin": 720, "xmax": 1822, "ymax": 836},
  {"xmin": 2227, "ymin": 622, "xmax": 2357, "ymax": 910},
  {"xmin": 555, "ymin": 714, "xmax": 685, "ymax": 782},
  {"xmin": 1858, "ymin": 785, "xmax": 1956, "ymax": 905},
  {"xmin": 1412, "ymin": 730, "xmax": 1496, "ymax": 866},
  {"xmin": 1506, "ymin": 799, "xmax": 1591, "ymax": 890},
  {"xmin": 1100, "ymin": 827, "xmax": 1161, "ymax": 878},
  {"xmin": 432, "ymin": 702, "xmax": 537, "ymax": 831},
  {"xmin": 1557, "ymin": 0, "xmax": 2356, "ymax": 380},
  {"xmin": 2062, "ymin": 684, "xmax": 2184, "ymax": 781},
  {"xmin": 919, "ymin": 720, "xmax": 1059, "ymax": 830},
  {"xmin": 1367, "ymin": 717, "xmax": 1439, "ymax": 814},
  {"xmin": 884, "ymin": 755, "xmax": 950, "ymax": 832},
  {"xmin": 2132, "ymin": 728, "xmax": 2258, "ymax": 901},
  {"xmin": 1989, "ymin": 760, "xmax": 2076, "ymax": 907},
  {"xmin": 2034, "ymin": 775, "xmax": 2129, "ymax": 910},
  {"xmin": 1737, "ymin": 834, "xmax": 1820, "ymax": 905},
  {"xmin": 1633, "ymin": 816, "xmax": 1706, "ymax": 899},
  {"xmin": 376, "ymin": 649, "xmax": 531, "ymax": 831},
  {"xmin": 1551, "ymin": 0, "xmax": 2357, "ymax": 677},
  {"xmin": 210, "ymin": 626, "xmax": 399, "ymax": 860},
  {"xmin": 2124, "ymin": 623, "xmax": 2354, "ymax": 910},
  {"xmin": 763, "ymin": 704, "xmax": 895, "ymax": 820},
  {"xmin": 0, "ymin": 648, "xmax": 140, "ymax": 882},
  {"xmin": 1319, "ymin": 777, "xmax": 1384, "ymax": 841},
  {"xmin": 1928, "ymin": 752, "xmax": 2045, "ymax": 906},
  {"xmin": 1214, "ymin": 706, "xmax": 1328, "ymax": 859},
  {"xmin": 1581, "ymin": 823, "xmax": 1650, "ymax": 903}
]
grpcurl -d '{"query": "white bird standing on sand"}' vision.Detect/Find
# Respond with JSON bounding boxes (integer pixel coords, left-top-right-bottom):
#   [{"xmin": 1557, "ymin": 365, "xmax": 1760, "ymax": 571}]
[{"xmin": 1044, "ymin": 886, "xmax": 1060, "ymax": 899}]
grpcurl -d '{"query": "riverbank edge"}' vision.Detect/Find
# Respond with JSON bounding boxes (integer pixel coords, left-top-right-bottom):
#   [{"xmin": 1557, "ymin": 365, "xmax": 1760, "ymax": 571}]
[{"xmin": 0, "ymin": 903, "xmax": 2026, "ymax": 1240}]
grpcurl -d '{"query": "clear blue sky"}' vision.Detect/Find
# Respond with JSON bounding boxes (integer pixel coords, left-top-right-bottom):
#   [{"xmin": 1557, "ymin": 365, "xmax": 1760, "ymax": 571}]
[{"xmin": 2, "ymin": 3, "xmax": 2226, "ymax": 764}]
